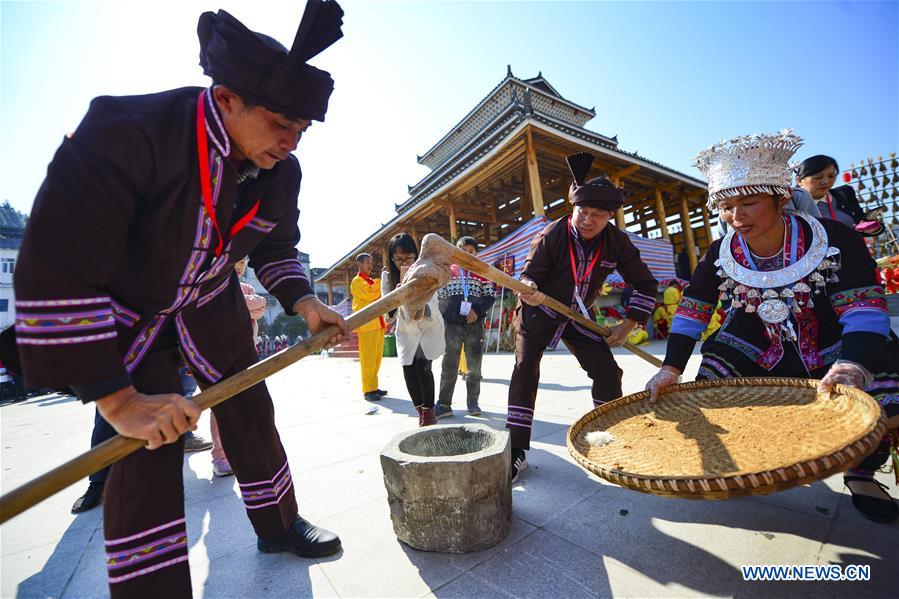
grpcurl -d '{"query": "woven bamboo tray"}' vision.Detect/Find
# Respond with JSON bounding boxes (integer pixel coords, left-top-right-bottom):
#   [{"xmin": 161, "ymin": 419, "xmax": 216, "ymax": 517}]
[{"xmin": 567, "ymin": 378, "xmax": 887, "ymax": 499}]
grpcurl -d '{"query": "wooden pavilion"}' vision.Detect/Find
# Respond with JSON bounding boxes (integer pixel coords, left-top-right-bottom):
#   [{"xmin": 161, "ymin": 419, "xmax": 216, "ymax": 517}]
[{"xmin": 317, "ymin": 67, "xmax": 711, "ymax": 303}]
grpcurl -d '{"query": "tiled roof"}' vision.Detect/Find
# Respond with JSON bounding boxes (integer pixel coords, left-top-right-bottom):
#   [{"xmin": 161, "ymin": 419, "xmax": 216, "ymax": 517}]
[{"xmin": 417, "ymin": 69, "xmax": 598, "ymax": 170}]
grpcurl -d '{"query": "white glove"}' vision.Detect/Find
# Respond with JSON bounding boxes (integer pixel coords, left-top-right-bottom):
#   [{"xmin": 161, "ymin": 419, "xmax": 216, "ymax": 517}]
[
  {"xmin": 818, "ymin": 360, "xmax": 874, "ymax": 393},
  {"xmin": 645, "ymin": 367, "xmax": 682, "ymax": 402}
]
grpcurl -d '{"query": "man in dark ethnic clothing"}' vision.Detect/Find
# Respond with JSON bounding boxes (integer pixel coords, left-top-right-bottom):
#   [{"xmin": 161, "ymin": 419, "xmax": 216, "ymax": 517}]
[
  {"xmin": 507, "ymin": 153, "xmax": 659, "ymax": 482},
  {"xmin": 5, "ymin": 2, "xmax": 349, "ymax": 596}
]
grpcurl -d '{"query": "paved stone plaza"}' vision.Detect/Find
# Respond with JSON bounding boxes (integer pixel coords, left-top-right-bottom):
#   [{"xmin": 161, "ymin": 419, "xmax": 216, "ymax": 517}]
[{"xmin": 2, "ymin": 341, "xmax": 897, "ymax": 598}]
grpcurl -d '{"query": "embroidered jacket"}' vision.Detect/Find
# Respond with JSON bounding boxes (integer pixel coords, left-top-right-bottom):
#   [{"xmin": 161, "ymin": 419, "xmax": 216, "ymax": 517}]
[
  {"xmin": 437, "ymin": 264, "xmax": 496, "ymax": 325},
  {"xmin": 664, "ymin": 218, "xmax": 890, "ymax": 373},
  {"xmin": 8, "ymin": 87, "xmax": 315, "ymax": 395},
  {"xmin": 515, "ymin": 217, "xmax": 658, "ymax": 342}
]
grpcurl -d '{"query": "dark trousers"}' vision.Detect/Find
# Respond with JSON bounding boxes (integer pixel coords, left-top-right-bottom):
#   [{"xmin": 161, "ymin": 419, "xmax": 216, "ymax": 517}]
[
  {"xmin": 438, "ymin": 322, "xmax": 485, "ymax": 407},
  {"xmin": 103, "ymin": 330, "xmax": 297, "ymax": 598},
  {"xmin": 403, "ymin": 346, "xmax": 435, "ymax": 409},
  {"xmin": 89, "ymin": 410, "xmax": 117, "ymax": 484},
  {"xmin": 87, "ymin": 367, "xmax": 198, "ymax": 485},
  {"xmin": 507, "ymin": 325, "xmax": 622, "ymax": 451}
]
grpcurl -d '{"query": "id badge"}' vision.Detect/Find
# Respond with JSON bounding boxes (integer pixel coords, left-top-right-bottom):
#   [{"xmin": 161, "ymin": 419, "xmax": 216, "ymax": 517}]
[
  {"xmin": 459, "ymin": 301, "xmax": 472, "ymax": 316},
  {"xmin": 574, "ymin": 295, "xmax": 590, "ymax": 318}
]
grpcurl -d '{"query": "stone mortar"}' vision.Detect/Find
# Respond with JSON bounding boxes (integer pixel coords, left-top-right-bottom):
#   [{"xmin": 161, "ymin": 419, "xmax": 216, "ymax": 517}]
[{"xmin": 380, "ymin": 423, "xmax": 512, "ymax": 553}]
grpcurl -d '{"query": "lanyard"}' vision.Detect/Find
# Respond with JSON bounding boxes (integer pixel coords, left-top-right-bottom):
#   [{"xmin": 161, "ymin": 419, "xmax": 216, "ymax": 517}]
[
  {"xmin": 196, "ymin": 90, "xmax": 261, "ymax": 257},
  {"xmin": 822, "ymin": 193, "xmax": 837, "ymax": 220},
  {"xmin": 460, "ymin": 269, "xmax": 469, "ymax": 301},
  {"xmin": 567, "ymin": 218, "xmax": 602, "ymax": 288}
]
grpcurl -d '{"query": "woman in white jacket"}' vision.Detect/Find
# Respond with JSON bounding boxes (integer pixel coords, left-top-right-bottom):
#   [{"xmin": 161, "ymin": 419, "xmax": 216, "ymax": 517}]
[{"xmin": 382, "ymin": 233, "xmax": 445, "ymax": 426}]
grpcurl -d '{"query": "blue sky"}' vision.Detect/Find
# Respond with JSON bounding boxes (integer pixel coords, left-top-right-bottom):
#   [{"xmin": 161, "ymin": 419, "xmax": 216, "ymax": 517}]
[{"xmin": 2, "ymin": 0, "xmax": 897, "ymax": 267}]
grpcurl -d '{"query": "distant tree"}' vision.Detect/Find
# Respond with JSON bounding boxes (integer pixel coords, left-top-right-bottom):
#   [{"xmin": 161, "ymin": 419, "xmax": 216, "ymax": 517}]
[
  {"xmin": 0, "ymin": 201, "xmax": 28, "ymax": 228},
  {"xmin": 270, "ymin": 312, "xmax": 309, "ymax": 341}
]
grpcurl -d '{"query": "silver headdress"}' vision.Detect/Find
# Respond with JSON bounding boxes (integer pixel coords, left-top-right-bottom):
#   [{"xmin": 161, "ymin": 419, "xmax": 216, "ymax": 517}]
[{"xmin": 694, "ymin": 129, "xmax": 803, "ymax": 210}]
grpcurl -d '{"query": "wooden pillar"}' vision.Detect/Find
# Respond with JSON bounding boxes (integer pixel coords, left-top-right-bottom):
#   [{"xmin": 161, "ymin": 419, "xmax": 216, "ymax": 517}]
[
  {"xmin": 524, "ymin": 128, "xmax": 545, "ymax": 217},
  {"xmin": 344, "ymin": 268, "xmax": 352, "ymax": 302},
  {"xmin": 381, "ymin": 244, "xmax": 389, "ymax": 271},
  {"xmin": 611, "ymin": 175, "xmax": 626, "ymax": 230},
  {"xmin": 654, "ymin": 189, "xmax": 670, "ymax": 240},
  {"xmin": 327, "ymin": 279, "xmax": 333, "ymax": 305},
  {"xmin": 522, "ymin": 178, "xmax": 533, "ymax": 219},
  {"xmin": 409, "ymin": 225, "xmax": 420, "ymax": 248},
  {"xmin": 447, "ymin": 198, "xmax": 458, "ymax": 241},
  {"xmin": 680, "ymin": 196, "xmax": 698, "ymax": 272},
  {"xmin": 701, "ymin": 202, "xmax": 713, "ymax": 246}
]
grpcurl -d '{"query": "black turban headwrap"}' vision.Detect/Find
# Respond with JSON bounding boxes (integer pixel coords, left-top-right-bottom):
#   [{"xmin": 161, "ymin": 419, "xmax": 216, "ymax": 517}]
[
  {"xmin": 566, "ymin": 152, "xmax": 624, "ymax": 211},
  {"xmin": 795, "ymin": 155, "xmax": 839, "ymax": 180},
  {"xmin": 198, "ymin": 0, "xmax": 344, "ymax": 122}
]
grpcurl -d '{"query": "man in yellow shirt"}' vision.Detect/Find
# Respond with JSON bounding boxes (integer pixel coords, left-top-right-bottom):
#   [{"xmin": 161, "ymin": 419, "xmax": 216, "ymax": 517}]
[{"xmin": 351, "ymin": 253, "xmax": 387, "ymax": 402}]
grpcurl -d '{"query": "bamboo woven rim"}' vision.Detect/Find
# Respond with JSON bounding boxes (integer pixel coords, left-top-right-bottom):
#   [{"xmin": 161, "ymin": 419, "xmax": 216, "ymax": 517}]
[{"xmin": 567, "ymin": 378, "xmax": 887, "ymax": 500}]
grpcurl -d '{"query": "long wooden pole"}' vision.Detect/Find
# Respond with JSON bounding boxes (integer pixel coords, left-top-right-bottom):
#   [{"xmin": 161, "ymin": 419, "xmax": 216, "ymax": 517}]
[
  {"xmin": 422, "ymin": 234, "xmax": 663, "ymax": 367},
  {"xmin": 0, "ymin": 277, "xmax": 439, "ymax": 525}
]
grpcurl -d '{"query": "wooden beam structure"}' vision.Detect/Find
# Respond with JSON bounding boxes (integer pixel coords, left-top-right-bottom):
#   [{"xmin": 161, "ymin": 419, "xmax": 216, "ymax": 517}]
[
  {"xmin": 315, "ymin": 114, "xmax": 709, "ymax": 288},
  {"xmin": 610, "ymin": 164, "xmax": 640, "ymax": 181},
  {"xmin": 628, "ymin": 180, "xmax": 681, "ymax": 208},
  {"xmin": 610, "ymin": 175, "xmax": 626, "ymax": 230},
  {"xmin": 655, "ymin": 189, "xmax": 670, "ymax": 240},
  {"xmin": 447, "ymin": 197, "xmax": 458, "ymax": 241},
  {"xmin": 525, "ymin": 127, "xmax": 545, "ymax": 217},
  {"xmin": 701, "ymin": 204, "xmax": 713, "ymax": 245},
  {"xmin": 680, "ymin": 196, "xmax": 698, "ymax": 271}
]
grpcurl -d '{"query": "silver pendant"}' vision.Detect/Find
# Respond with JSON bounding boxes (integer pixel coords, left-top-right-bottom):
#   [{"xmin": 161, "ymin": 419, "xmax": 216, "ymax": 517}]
[{"xmin": 757, "ymin": 298, "xmax": 790, "ymax": 324}]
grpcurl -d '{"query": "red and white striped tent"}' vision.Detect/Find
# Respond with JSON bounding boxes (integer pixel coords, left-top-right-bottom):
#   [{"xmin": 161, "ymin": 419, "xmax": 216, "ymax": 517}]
[{"xmin": 476, "ymin": 216, "xmax": 681, "ymax": 289}]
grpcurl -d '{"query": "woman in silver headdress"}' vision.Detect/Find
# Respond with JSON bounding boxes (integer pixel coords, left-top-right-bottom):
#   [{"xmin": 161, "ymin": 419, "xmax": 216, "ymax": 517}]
[{"xmin": 646, "ymin": 130, "xmax": 898, "ymax": 522}]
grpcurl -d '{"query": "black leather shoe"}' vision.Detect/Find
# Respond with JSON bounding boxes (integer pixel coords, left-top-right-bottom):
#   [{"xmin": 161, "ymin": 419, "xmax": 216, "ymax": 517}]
[
  {"xmin": 257, "ymin": 516, "xmax": 341, "ymax": 558},
  {"xmin": 364, "ymin": 392, "xmax": 382, "ymax": 402},
  {"xmin": 375, "ymin": 389, "xmax": 388, "ymax": 396},
  {"xmin": 71, "ymin": 481, "xmax": 104, "ymax": 514},
  {"xmin": 845, "ymin": 476, "xmax": 899, "ymax": 522}
]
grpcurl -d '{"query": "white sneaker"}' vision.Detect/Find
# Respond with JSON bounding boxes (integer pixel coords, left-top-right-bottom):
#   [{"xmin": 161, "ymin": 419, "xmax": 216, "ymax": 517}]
[{"xmin": 212, "ymin": 458, "xmax": 233, "ymax": 477}]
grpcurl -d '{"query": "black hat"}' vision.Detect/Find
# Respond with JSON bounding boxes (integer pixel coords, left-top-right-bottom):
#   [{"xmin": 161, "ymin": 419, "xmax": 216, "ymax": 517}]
[
  {"xmin": 198, "ymin": 0, "xmax": 343, "ymax": 122},
  {"xmin": 566, "ymin": 152, "xmax": 624, "ymax": 211}
]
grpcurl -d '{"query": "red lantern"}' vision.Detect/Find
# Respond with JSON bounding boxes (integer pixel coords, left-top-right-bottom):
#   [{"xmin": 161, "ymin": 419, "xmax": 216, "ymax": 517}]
[{"xmin": 842, "ymin": 172, "xmax": 852, "ymax": 183}]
